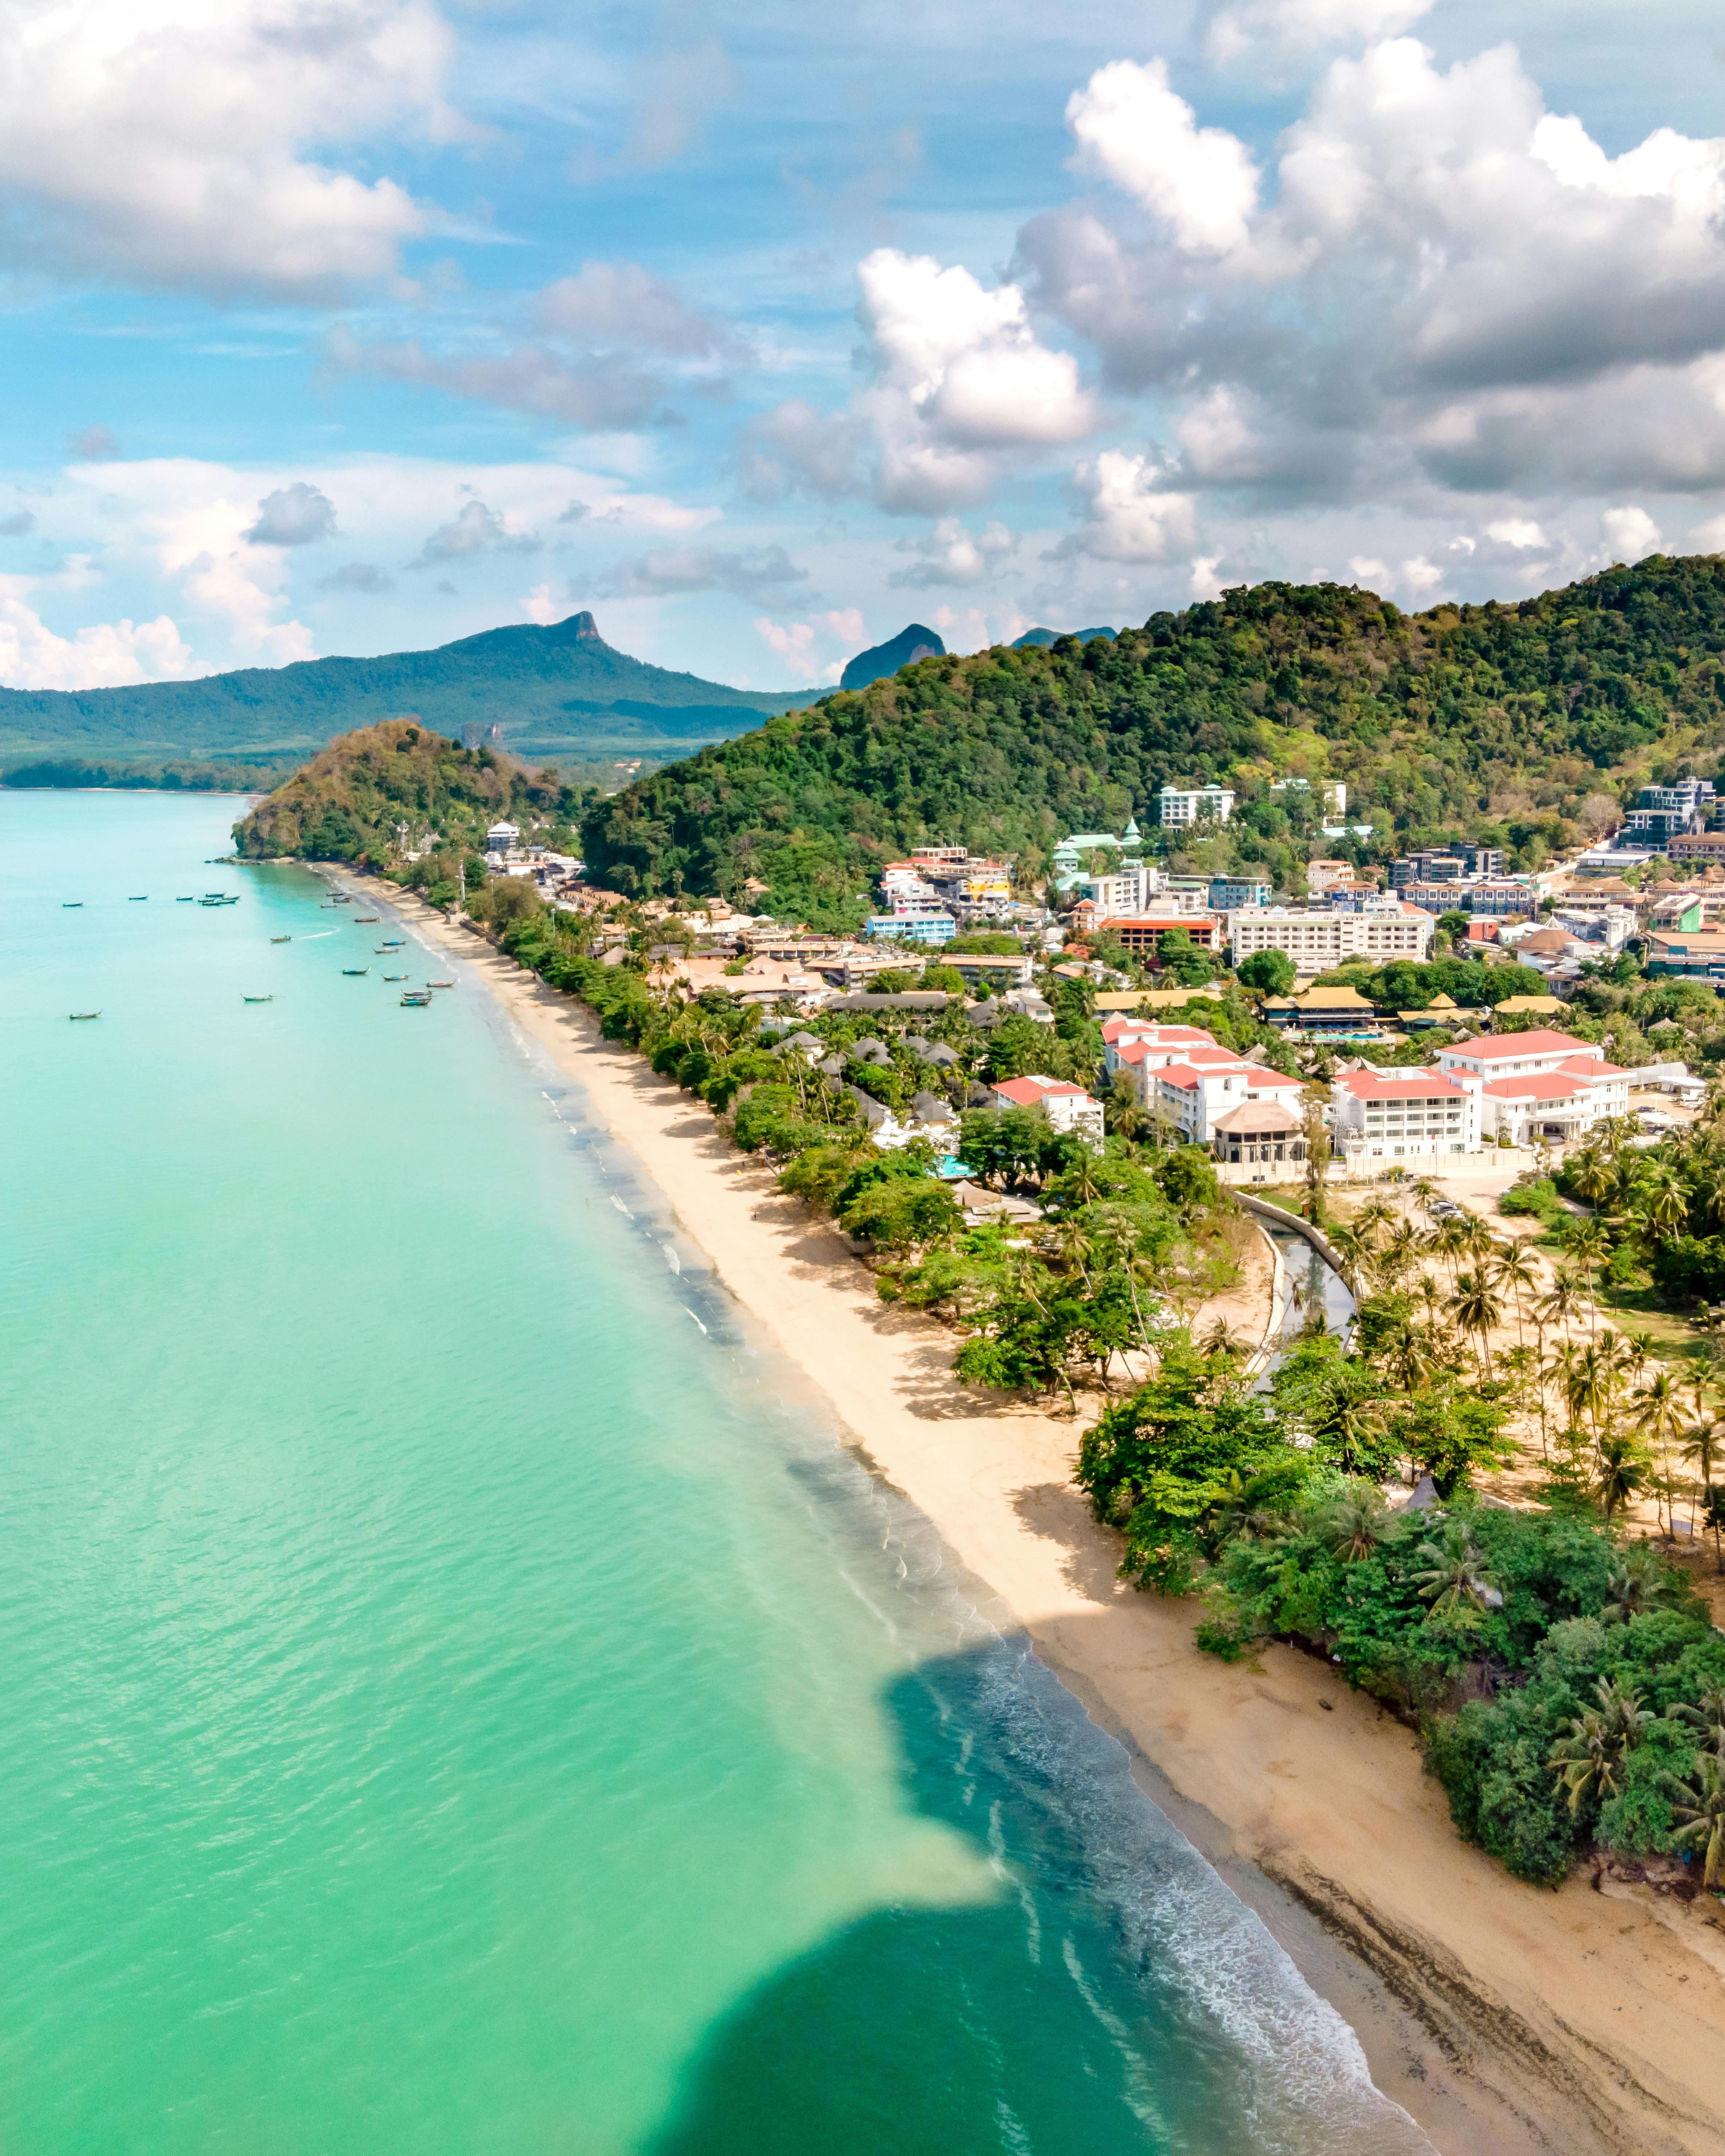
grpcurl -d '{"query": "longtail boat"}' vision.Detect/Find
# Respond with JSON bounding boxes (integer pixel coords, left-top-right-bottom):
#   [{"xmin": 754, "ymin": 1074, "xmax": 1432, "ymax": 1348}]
[
  {"xmin": 243, "ymin": 995, "xmax": 273, "ymax": 1004},
  {"xmin": 69, "ymin": 1010, "xmax": 100, "ymax": 1020},
  {"xmin": 342, "ymin": 967, "xmax": 369, "ymax": 976},
  {"xmin": 271, "ymin": 936, "xmax": 291, "ymax": 943}
]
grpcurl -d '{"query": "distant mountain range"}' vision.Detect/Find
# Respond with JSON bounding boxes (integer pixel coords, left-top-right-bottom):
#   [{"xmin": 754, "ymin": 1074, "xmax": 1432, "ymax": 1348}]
[
  {"xmin": 839, "ymin": 623, "xmax": 946, "ymax": 690},
  {"xmin": 1011, "ymin": 627, "xmax": 1116, "ymax": 649},
  {"xmin": 0, "ymin": 610, "xmax": 815, "ymax": 781}
]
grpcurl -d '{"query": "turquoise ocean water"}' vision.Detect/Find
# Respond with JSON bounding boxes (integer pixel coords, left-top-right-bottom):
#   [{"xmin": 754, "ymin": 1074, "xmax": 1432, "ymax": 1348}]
[{"xmin": 0, "ymin": 792, "xmax": 1430, "ymax": 2155}]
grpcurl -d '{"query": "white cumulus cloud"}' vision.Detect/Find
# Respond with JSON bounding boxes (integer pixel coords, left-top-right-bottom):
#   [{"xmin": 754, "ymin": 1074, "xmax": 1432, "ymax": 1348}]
[
  {"xmin": 0, "ymin": 0, "xmax": 464, "ymax": 301},
  {"xmin": 1066, "ymin": 61, "xmax": 1260, "ymax": 257},
  {"xmin": 1052, "ymin": 451, "xmax": 1200, "ymax": 564},
  {"xmin": 0, "ymin": 579, "xmax": 195, "ymax": 689}
]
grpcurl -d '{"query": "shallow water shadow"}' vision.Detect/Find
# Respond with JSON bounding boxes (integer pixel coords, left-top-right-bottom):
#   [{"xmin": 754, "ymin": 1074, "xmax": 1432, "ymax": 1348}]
[{"xmin": 637, "ymin": 1640, "xmax": 1432, "ymax": 2156}]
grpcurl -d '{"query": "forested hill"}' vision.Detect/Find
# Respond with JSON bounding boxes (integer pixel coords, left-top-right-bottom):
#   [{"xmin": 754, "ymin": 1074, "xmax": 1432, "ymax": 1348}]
[
  {"xmin": 580, "ymin": 556, "xmax": 1725, "ymax": 924},
  {"xmin": 234, "ymin": 720, "xmax": 584, "ymax": 864},
  {"xmin": 0, "ymin": 609, "xmax": 810, "ymax": 773}
]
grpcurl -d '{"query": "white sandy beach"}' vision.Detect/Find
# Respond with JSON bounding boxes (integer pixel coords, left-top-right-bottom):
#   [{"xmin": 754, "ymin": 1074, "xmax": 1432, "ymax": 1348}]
[{"xmin": 372, "ymin": 880, "xmax": 1725, "ymax": 2156}]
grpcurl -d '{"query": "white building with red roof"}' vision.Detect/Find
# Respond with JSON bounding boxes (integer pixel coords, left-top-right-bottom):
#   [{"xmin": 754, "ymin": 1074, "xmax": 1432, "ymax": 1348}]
[
  {"xmin": 1331, "ymin": 1067, "xmax": 1481, "ymax": 1160},
  {"xmin": 1429, "ymin": 1031, "xmax": 1630, "ymax": 1144},
  {"xmin": 990, "ymin": 1074, "xmax": 1105, "ymax": 1149}
]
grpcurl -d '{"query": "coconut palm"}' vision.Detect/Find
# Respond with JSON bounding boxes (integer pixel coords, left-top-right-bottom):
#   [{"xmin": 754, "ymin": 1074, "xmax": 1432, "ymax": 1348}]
[
  {"xmin": 1663, "ymin": 1753, "xmax": 1725, "ymax": 1889},
  {"xmin": 1427, "ymin": 1213, "xmax": 1471, "ymax": 1279},
  {"xmin": 1199, "ymin": 1316, "xmax": 1247, "ymax": 1360},
  {"xmin": 1595, "ymin": 1432, "xmax": 1653, "ymax": 1525},
  {"xmin": 1492, "ymin": 1242, "xmax": 1540, "ymax": 1349},
  {"xmin": 1353, "ymin": 1196, "xmax": 1396, "ymax": 1246},
  {"xmin": 1448, "ymin": 1267, "xmax": 1505, "ymax": 1379},
  {"xmin": 1316, "ymin": 1484, "xmax": 1390, "ymax": 1563},
  {"xmin": 1549, "ymin": 1677, "xmax": 1647, "ymax": 1812},
  {"xmin": 1600, "ymin": 1542, "xmax": 1682, "ymax": 1624},
  {"xmin": 1671, "ymin": 1682, "xmax": 1725, "ymax": 1747},
  {"xmin": 1638, "ymin": 1161, "xmax": 1690, "ymax": 1238},
  {"xmin": 1312, "ymin": 1392, "xmax": 1389, "ymax": 1477},
  {"xmin": 1412, "ymin": 1521, "xmax": 1497, "ymax": 1621},
  {"xmin": 1565, "ymin": 1337, "xmax": 1619, "ymax": 1443},
  {"xmin": 1380, "ymin": 1318, "xmax": 1440, "ymax": 1393},
  {"xmin": 1679, "ymin": 1413, "xmax": 1724, "ymax": 1535},
  {"xmin": 1325, "ymin": 1221, "xmax": 1374, "ymax": 1296},
  {"xmin": 1536, "ymin": 1268, "xmax": 1589, "ymax": 1341},
  {"xmin": 1376, "ymin": 1218, "xmax": 1423, "ymax": 1289},
  {"xmin": 1704, "ymin": 1485, "xmax": 1725, "ymax": 1573},
  {"xmin": 1631, "ymin": 1369, "xmax": 1685, "ymax": 1534}
]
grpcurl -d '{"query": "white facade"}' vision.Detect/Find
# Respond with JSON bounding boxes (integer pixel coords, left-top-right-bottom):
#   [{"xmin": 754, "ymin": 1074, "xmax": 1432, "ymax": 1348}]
[
  {"xmin": 485, "ymin": 820, "xmax": 521, "ymax": 851},
  {"xmin": 1332, "ymin": 1068, "xmax": 1482, "ymax": 1160},
  {"xmin": 1229, "ymin": 904, "xmax": 1433, "ymax": 968},
  {"xmin": 991, "ymin": 1074, "xmax": 1105, "ymax": 1148},
  {"xmin": 1099, "ymin": 1023, "xmax": 1305, "ymax": 1141},
  {"xmin": 1431, "ymin": 1031, "xmax": 1631, "ymax": 1142},
  {"xmin": 1158, "ymin": 785, "xmax": 1235, "ymax": 828}
]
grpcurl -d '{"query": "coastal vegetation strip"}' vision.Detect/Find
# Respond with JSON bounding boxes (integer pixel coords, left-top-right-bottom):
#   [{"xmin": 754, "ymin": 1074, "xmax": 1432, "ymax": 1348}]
[{"xmin": 323, "ymin": 857, "xmax": 1725, "ymax": 1911}]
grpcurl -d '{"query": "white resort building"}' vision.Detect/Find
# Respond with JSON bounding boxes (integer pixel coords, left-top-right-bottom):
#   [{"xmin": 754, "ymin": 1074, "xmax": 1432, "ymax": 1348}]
[
  {"xmin": 1229, "ymin": 903, "xmax": 1433, "ymax": 970},
  {"xmin": 990, "ymin": 1074, "xmax": 1105, "ymax": 1149}
]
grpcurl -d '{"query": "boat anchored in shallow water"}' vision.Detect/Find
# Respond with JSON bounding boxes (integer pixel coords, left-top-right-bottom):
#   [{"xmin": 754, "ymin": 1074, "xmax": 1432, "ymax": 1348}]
[
  {"xmin": 128, "ymin": 895, "xmax": 148, "ymax": 901},
  {"xmin": 400, "ymin": 990, "xmax": 433, "ymax": 1006},
  {"xmin": 69, "ymin": 1010, "xmax": 99, "ymax": 1020},
  {"xmin": 384, "ymin": 973, "xmax": 409, "ymax": 981},
  {"xmin": 243, "ymin": 995, "xmax": 273, "ymax": 1004},
  {"xmin": 62, "ymin": 902, "xmax": 82, "ymax": 908},
  {"xmin": 271, "ymin": 935, "xmax": 291, "ymax": 943},
  {"xmin": 427, "ymin": 979, "xmax": 454, "ymax": 989},
  {"xmin": 343, "ymin": 967, "xmax": 369, "ymax": 976}
]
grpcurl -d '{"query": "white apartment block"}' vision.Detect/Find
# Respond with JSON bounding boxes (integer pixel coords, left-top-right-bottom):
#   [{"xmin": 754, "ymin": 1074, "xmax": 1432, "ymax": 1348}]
[
  {"xmin": 1229, "ymin": 904, "xmax": 1433, "ymax": 969},
  {"xmin": 1158, "ymin": 784, "xmax": 1236, "ymax": 828},
  {"xmin": 991, "ymin": 1074, "xmax": 1105, "ymax": 1148},
  {"xmin": 1331, "ymin": 1068, "xmax": 1481, "ymax": 1160},
  {"xmin": 1431, "ymin": 1032, "xmax": 1631, "ymax": 1144}
]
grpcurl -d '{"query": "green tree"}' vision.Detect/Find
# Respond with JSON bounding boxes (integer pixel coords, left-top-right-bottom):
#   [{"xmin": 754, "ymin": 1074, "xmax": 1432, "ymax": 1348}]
[{"xmin": 1238, "ymin": 948, "xmax": 1296, "ymax": 995}]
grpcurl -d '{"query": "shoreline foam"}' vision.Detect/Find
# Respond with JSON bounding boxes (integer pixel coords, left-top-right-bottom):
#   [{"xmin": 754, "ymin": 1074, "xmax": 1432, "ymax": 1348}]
[{"xmin": 365, "ymin": 876, "xmax": 1725, "ymax": 2156}]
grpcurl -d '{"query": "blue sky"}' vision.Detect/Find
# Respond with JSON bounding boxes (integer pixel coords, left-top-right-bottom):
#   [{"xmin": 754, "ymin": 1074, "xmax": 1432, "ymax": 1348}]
[{"xmin": 4, "ymin": 0, "xmax": 1725, "ymax": 693}]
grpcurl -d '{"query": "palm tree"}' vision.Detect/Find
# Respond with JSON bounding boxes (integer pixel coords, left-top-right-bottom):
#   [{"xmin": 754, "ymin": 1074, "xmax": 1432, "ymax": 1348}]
[
  {"xmin": 1549, "ymin": 1677, "xmax": 1647, "ymax": 1812},
  {"xmin": 1376, "ymin": 1218, "xmax": 1422, "ymax": 1289},
  {"xmin": 1600, "ymin": 1542, "xmax": 1681, "ymax": 1624},
  {"xmin": 1679, "ymin": 1412, "xmax": 1724, "ymax": 1537},
  {"xmin": 1671, "ymin": 1681, "xmax": 1725, "ymax": 1748},
  {"xmin": 1536, "ymin": 1267, "xmax": 1589, "ymax": 1341},
  {"xmin": 1325, "ymin": 1221, "xmax": 1374, "ymax": 1297},
  {"xmin": 1704, "ymin": 1485, "xmax": 1725, "ymax": 1574},
  {"xmin": 1316, "ymin": 1485, "xmax": 1389, "ymax": 1563},
  {"xmin": 1663, "ymin": 1754, "xmax": 1725, "ymax": 1889},
  {"xmin": 1353, "ymin": 1196, "xmax": 1395, "ymax": 1247},
  {"xmin": 1313, "ymin": 1392, "xmax": 1389, "ymax": 1477},
  {"xmin": 1412, "ymin": 1522, "xmax": 1497, "ymax": 1621},
  {"xmin": 1448, "ymin": 1267, "xmax": 1505, "ymax": 1379},
  {"xmin": 1427, "ymin": 1213, "xmax": 1470, "ymax": 1279},
  {"xmin": 1492, "ymin": 1242, "xmax": 1540, "ymax": 1350},
  {"xmin": 1595, "ymin": 1432, "xmax": 1652, "ymax": 1525},
  {"xmin": 1638, "ymin": 1161, "xmax": 1690, "ymax": 1238},
  {"xmin": 1631, "ymin": 1369, "xmax": 1685, "ymax": 1534},
  {"xmin": 1380, "ymin": 1318, "xmax": 1440, "ymax": 1393},
  {"xmin": 1199, "ymin": 1316, "xmax": 1247, "ymax": 1360},
  {"xmin": 1410, "ymin": 1175, "xmax": 1440, "ymax": 1213}
]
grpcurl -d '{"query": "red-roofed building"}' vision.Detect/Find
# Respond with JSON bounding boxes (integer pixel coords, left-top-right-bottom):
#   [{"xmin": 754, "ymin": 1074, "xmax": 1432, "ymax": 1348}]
[
  {"xmin": 1331, "ymin": 1067, "xmax": 1481, "ymax": 1158},
  {"xmin": 1432, "ymin": 1031, "xmax": 1632, "ymax": 1142},
  {"xmin": 1138, "ymin": 1055, "xmax": 1305, "ymax": 1143},
  {"xmin": 990, "ymin": 1073, "xmax": 1105, "ymax": 1148}
]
